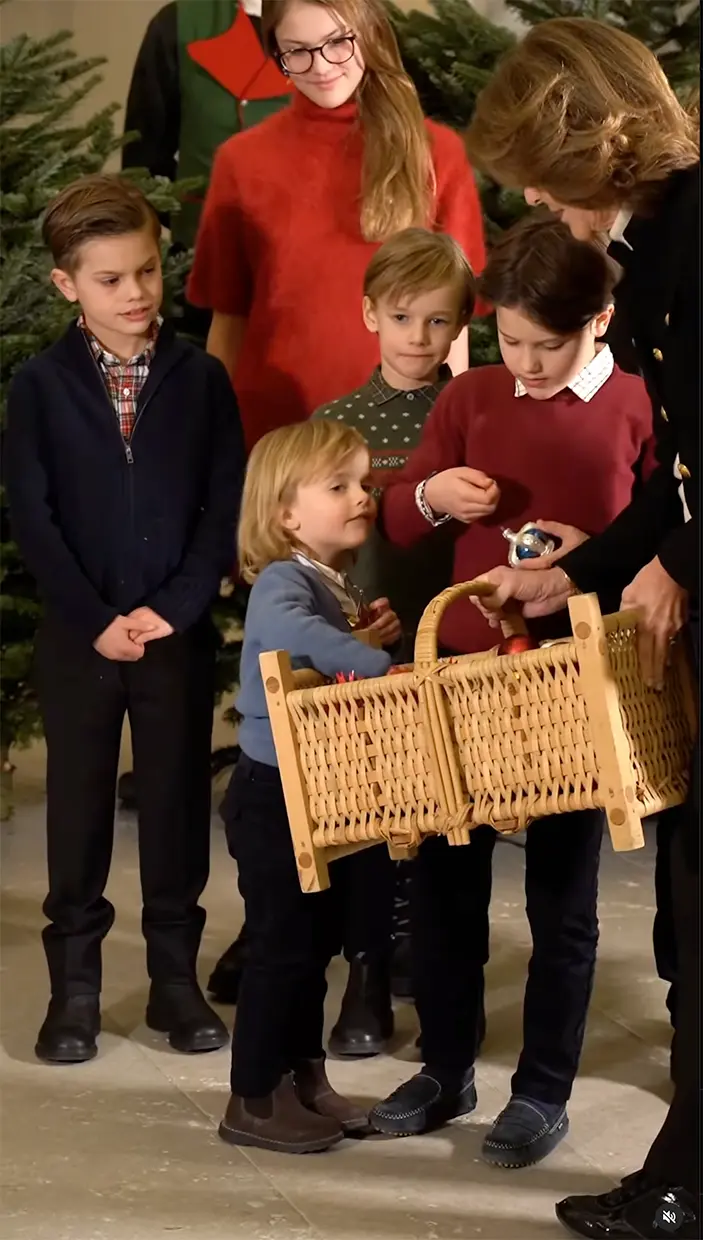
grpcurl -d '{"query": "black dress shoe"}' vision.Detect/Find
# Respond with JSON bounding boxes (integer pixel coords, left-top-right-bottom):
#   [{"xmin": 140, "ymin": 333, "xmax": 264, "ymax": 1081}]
[
  {"xmin": 207, "ymin": 930, "xmax": 248, "ymax": 1005},
  {"xmin": 146, "ymin": 982, "xmax": 229, "ymax": 1053},
  {"xmin": 556, "ymin": 1177, "xmax": 699, "ymax": 1238},
  {"xmin": 482, "ymin": 1096, "xmax": 569, "ymax": 1167},
  {"xmin": 35, "ymin": 994, "xmax": 100, "ymax": 1064},
  {"xmin": 328, "ymin": 953, "xmax": 394, "ymax": 1059},
  {"xmin": 369, "ymin": 1066, "xmax": 477, "ymax": 1135}
]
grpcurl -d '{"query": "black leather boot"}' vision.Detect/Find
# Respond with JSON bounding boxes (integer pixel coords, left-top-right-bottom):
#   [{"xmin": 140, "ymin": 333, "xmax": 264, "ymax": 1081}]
[
  {"xmin": 35, "ymin": 994, "xmax": 101, "ymax": 1064},
  {"xmin": 328, "ymin": 953, "xmax": 394, "ymax": 1058},
  {"xmin": 207, "ymin": 927, "xmax": 248, "ymax": 1005},
  {"xmin": 146, "ymin": 981, "xmax": 229, "ymax": 1053}
]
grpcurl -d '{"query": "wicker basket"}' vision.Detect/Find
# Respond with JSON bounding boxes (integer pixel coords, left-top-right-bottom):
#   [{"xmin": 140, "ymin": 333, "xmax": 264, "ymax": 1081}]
[{"xmin": 261, "ymin": 584, "xmax": 695, "ymax": 892}]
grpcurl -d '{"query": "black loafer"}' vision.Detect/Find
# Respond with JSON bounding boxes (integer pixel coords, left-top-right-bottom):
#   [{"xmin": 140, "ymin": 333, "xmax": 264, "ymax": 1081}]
[
  {"xmin": 369, "ymin": 1067, "xmax": 477, "ymax": 1136},
  {"xmin": 146, "ymin": 982, "xmax": 229, "ymax": 1053},
  {"xmin": 35, "ymin": 994, "xmax": 101, "ymax": 1064},
  {"xmin": 556, "ymin": 1178, "xmax": 698, "ymax": 1238},
  {"xmin": 483, "ymin": 1097, "xmax": 569, "ymax": 1167}
]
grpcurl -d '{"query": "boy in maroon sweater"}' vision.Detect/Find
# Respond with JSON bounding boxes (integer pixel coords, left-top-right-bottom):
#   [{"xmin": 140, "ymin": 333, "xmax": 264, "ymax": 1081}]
[{"xmin": 370, "ymin": 217, "xmax": 655, "ymax": 1166}]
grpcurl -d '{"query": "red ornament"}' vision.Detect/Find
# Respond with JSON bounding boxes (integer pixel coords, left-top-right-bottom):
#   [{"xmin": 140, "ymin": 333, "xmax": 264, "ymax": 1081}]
[{"xmin": 496, "ymin": 635, "xmax": 538, "ymax": 656}]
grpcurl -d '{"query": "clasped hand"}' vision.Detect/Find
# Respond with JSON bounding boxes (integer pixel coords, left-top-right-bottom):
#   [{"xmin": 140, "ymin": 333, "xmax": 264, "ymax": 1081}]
[{"xmin": 93, "ymin": 607, "xmax": 174, "ymax": 662}]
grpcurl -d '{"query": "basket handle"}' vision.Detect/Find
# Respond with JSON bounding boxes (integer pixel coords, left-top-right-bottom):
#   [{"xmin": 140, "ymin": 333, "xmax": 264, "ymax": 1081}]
[{"xmin": 414, "ymin": 580, "xmax": 528, "ymax": 667}]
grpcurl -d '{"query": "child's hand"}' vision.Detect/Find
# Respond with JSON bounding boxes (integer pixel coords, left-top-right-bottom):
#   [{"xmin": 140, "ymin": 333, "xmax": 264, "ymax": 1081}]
[
  {"xmin": 424, "ymin": 468, "xmax": 501, "ymax": 524},
  {"xmin": 93, "ymin": 615, "xmax": 151, "ymax": 662},
  {"xmin": 126, "ymin": 606, "xmax": 175, "ymax": 645},
  {"xmin": 365, "ymin": 598, "xmax": 402, "ymax": 647}
]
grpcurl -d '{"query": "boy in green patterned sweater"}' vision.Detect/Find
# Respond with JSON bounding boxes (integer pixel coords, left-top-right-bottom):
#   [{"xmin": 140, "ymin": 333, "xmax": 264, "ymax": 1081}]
[
  {"xmin": 310, "ymin": 229, "xmax": 477, "ymax": 1059},
  {"xmin": 314, "ymin": 228, "xmax": 476, "ymax": 642}
]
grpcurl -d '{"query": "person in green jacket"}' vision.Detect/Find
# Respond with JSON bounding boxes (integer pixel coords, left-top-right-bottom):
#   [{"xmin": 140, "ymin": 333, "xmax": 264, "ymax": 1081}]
[{"xmin": 122, "ymin": 0, "xmax": 290, "ymax": 336}]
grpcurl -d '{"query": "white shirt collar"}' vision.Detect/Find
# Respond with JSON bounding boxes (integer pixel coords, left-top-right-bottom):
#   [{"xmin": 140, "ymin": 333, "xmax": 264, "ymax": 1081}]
[
  {"xmin": 514, "ymin": 343, "xmax": 614, "ymax": 403},
  {"xmin": 609, "ymin": 207, "xmax": 634, "ymax": 251}
]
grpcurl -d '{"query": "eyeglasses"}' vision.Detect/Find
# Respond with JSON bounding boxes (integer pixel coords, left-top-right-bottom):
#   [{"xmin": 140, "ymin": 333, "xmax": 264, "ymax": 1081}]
[{"xmin": 278, "ymin": 34, "xmax": 357, "ymax": 76}]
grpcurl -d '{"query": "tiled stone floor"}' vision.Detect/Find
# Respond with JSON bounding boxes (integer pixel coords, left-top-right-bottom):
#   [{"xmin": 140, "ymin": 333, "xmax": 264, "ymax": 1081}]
[{"xmin": 1, "ymin": 739, "xmax": 674, "ymax": 1239}]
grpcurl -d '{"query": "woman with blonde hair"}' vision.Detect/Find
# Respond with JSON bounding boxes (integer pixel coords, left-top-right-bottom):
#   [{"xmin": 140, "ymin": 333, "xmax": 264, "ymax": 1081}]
[
  {"xmin": 465, "ymin": 18, "xmax": 699, "ymax": 1240},
  {"xmin": 188, "ymin": 0, "xmax": 486, "ymax": 451}
]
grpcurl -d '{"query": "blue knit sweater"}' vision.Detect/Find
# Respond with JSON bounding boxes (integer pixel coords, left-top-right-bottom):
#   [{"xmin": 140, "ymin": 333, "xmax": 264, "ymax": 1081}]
[{"xmin": 237, "ymin": 559, "xmax": 392, "ymax": 767}]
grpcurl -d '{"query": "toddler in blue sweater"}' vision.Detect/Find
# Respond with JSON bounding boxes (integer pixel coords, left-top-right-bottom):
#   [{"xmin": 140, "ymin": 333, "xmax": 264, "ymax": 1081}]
[{"xmin": 219, "ymin": 419, "xmax": 400, "ymax": 1155}]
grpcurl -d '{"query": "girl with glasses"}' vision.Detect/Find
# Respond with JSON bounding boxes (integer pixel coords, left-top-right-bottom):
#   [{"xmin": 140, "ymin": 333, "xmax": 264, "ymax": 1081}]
[{"xmin": 187, "ymin": 0, "xmax": 486, "ymax": 453}]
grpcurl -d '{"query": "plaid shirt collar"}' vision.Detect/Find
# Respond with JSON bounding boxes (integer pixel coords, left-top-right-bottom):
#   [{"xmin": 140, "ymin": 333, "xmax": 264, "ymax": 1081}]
[
  {"xmin": 78, "ymin": 313, "xmax": 162, "ymax": 366},
  {"xmin": 367, "ymin": 363, "xmax": 453, "ymax": 407},
  {"xmin": 514, "ymin": 344, "xmax": 614, "ymax": 403}
]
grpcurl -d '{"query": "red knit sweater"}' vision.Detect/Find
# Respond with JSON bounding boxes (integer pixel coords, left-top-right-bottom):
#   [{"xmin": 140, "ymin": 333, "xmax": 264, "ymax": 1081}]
[
  {"xmin": 187, "ymin": 92, "xmax": 486, "ymax": 450},
  {"xmin": 381, "ymin": 363, "xmax": 656, "ymax": 654}
]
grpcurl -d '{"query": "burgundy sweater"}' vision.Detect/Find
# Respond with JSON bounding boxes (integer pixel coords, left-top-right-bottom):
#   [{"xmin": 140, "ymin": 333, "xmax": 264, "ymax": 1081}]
[{"xmin": 381, "ymin": 363, "xmax": 656, "ymax": 654}]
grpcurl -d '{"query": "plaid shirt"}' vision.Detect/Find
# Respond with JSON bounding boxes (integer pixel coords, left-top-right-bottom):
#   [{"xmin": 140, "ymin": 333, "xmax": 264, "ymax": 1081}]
[
  {"xmin": 514, "ymin": 344, "xmax": 614, "ymax": 402},
  {"xmin": 79, "ymin": 315, "xmax": 161, "ymax": 440}
]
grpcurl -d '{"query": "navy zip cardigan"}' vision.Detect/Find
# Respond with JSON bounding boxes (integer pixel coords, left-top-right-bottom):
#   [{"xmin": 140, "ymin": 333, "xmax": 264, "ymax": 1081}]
[{"xmin": 4, "ymin": 318, "xmax": 245, "ymax": 641}]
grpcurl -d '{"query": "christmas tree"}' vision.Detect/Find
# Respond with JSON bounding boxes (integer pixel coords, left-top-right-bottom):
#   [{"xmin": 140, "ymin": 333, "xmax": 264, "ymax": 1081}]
[
  {"xmin": 0, "ymin": 21, "xmax": 197, "ymax": 794},
  {"xmin": 504, "ymin": 0, "xmax": 700, "ymax": 96},
  {"xmin": 390, "ymin": 0, "xmax": 700, "ymax": 365}
]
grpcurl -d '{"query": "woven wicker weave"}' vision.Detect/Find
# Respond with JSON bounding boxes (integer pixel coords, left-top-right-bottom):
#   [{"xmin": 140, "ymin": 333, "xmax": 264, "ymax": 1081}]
[{"xmin": 261, "ymin": 584, "xmax": 695, "ymax": 892}]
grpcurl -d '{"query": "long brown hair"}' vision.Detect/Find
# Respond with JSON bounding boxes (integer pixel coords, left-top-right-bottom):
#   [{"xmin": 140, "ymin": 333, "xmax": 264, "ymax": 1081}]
[
  {"xmin": 262, "ymin": 0, "xmax": 435, "ymax": 241},
  {"xmin": 465, "ymin": 18, "xmax": 699, "ymax": 210}
]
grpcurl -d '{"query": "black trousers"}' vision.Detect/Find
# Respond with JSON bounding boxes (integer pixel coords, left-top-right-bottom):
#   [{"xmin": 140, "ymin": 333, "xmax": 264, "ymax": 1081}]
[
  {"xmin": 35, "ymin": 616, "xmax": 216, "ymax": 996},
  {"xmin": 223, "ymin": 754, "xmax": 339, "ymax": 1097},
  {"xmin": 412, "ymin": 810, "xmax": 603, "ymax": 1105},
  {"xmin": 652, "ymin": 809, "xmax": 678, "ymax": 1023},
  {"xmin": 644, "ymin": 620, "xmax": 700, "ymax": 1198},
  {"xmin": 329, "ymin": 845, "xmax": 396, "ymax": 961}
]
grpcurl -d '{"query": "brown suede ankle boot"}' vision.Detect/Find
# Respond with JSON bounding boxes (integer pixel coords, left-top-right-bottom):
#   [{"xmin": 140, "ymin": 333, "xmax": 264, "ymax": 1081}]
[
  {"xmin": 218, "ymin": 1074, "xmax": 344, "ymax": 1154},
  {"xmin": 294, "ymin": 1057, "xmax": 369, "ymax": 1133}
]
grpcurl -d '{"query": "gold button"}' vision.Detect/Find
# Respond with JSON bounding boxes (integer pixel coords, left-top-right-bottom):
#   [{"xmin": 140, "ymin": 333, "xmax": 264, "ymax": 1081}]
[
  {"xmin": 653, "ymin": 348, "xmax": 663, "ymax": 361},
  {"xmin": 661, "ymin": 407, "xmax": 669, "ymax": 422},
  {"xmin": 679, "ymin": 463, "xmax": 691, "ymax": 480}
]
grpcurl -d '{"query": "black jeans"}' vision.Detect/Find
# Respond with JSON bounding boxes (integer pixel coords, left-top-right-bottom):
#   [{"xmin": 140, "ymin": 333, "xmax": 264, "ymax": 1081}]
[
  {"xmin": 412, "ymin": 810, "xmax": 603, "ymax": 1105},
  {"xmin": 35, "ymin": 616, "xmax": 216, "ymax": 996},
  {"xmin": 223, "ymin": 754, "xmax": 339, "ymax": 1097}
]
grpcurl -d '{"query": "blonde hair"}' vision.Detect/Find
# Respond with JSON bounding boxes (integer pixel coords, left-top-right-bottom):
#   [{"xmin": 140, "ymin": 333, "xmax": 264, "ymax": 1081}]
[
  {"xmin": 262, "ymin": 0, "xmax": 435, "ymax": 241},
  {"xmin": 238, "ymin": 420, "xmax": 368, "ymax": 582},
  {"xmin": 364, "ymin": 227, "xmax": 477, "ymax": 324},
  {"xmin": 465, "ymin": 18, "xmax": 699, "ymax": 210}
]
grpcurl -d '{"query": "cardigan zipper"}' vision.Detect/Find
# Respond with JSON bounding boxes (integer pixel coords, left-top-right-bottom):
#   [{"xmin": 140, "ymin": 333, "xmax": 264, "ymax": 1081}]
[{"xmin": 80, "ymin": 334, "xmax": 158, "ymax": 464}]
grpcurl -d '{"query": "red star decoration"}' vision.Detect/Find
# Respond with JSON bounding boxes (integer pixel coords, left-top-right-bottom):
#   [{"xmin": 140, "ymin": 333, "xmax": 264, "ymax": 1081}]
[{"xmin": 187, "ymin": 5, "xmax": 292, "ymax": 102}]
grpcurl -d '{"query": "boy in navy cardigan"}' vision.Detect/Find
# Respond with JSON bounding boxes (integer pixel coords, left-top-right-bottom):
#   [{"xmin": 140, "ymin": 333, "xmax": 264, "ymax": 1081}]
[{"xmin": 5, "ymin": 174, "xmax": 245, "ymax": 1064}]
